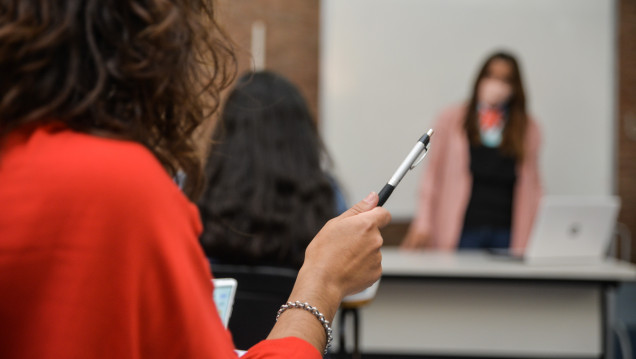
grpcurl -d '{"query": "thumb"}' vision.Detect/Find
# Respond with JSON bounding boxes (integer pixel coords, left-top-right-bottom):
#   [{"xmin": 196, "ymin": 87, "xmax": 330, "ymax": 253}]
[{"xmin": 339, "ymin": 192, "xmax": 378, "ymax": 219}]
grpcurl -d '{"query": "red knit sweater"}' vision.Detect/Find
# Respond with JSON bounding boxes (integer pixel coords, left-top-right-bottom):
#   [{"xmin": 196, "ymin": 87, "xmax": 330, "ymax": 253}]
[{"xmin": 0, "ymin": 123, "xmax": 319, "ymax": 359}]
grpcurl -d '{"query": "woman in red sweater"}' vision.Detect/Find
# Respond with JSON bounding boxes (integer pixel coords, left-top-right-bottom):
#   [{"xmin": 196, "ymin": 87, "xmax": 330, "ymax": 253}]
[{"xmin": 0, "ymin": 1, "xmax": 391, "ymax": 358}]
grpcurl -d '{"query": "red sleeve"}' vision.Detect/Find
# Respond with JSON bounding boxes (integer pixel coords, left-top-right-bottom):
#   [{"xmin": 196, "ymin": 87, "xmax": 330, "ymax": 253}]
[
  {"xmin": 0, "ymin": 125, "xmax": 319, "ymax": 359},
  {"xmin": 242, "ymin": 337, "xmax": 321, "ymax": 359}
]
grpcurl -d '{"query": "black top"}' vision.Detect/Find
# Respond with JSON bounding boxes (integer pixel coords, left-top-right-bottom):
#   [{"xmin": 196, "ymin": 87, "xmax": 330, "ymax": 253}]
[{"xmin": 462, "ymin": 145, "xmax": 517, "ymax": 230}]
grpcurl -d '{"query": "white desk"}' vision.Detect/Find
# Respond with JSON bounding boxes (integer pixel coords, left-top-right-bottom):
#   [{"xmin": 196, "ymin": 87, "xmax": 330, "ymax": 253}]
[{"xmin": 335, "ymin": 249, "xmax": 636, "ymax": 358}]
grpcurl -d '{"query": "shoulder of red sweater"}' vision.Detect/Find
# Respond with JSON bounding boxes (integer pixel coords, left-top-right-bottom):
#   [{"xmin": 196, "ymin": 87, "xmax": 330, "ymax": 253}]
[
  {"xmin": 12, "ymin": 124, "xmax": 183, "ymax": 204},
  {"xmin": 52, "ymin": 128, "xmax": 162, "ymax": 173}
]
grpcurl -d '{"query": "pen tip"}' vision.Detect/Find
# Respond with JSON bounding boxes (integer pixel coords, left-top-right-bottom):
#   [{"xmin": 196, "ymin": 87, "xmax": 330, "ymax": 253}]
[{"xmin": 427, "ymin": 128, "xmax": 434, "ymax": 137}]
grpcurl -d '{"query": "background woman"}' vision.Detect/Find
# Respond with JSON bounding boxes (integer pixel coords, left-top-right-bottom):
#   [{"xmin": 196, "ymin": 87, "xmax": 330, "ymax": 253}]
[
  {"xmin": 401, "ymin": 51, "xmax": 542, "ymax": 251},
  {"xmin": 198, "ymin": 71, "xmax": 346, "ymax": 269}
]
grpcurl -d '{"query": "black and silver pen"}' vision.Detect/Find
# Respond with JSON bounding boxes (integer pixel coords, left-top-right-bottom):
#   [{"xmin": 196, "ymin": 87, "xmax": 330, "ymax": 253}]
[{"xmin": 377, "ymin": 129, "xmax": 434, "ymax": 207}]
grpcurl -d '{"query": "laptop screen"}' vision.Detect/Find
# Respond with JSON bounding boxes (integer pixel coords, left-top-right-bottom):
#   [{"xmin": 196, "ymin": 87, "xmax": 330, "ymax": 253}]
[
  {"xmin": 212, "ymin": 278, "xmax": 237, "ymax": 328},
  {"xmin": 525, "ymin": 196, "xmax": 620, "ymax": 264}
]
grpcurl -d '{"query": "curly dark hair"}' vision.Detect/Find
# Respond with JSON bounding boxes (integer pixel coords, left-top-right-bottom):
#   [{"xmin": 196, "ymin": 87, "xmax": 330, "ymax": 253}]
[
  {"xmin": 198, "ymin": 71, "xmax": 337, "ymax": 268},
  {"xmin": 0, "ymin": 0, "xmax": 236, "ymax": 199}
]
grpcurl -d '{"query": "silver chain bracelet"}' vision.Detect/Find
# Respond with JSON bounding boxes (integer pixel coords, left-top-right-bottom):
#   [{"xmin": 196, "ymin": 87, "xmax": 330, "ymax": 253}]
[{"xmin": 276, "ymin": 300, "xmax": 333, "ymax": 354}]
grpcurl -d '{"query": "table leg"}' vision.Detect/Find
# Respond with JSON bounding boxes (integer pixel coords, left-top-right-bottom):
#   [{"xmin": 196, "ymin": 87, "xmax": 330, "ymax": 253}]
[
  {"xmin": 338, "ymin": 308, "xmax": 362, "ymax": 359},
  {"xmin": 338, "ymin": 309, "xmax": 346, "ymax": 358},
  {"xmin": 604, "ymin": 285, "xmax": 617, "ymax": 359},
  {"xmin": 352, "ymin": 308, "xmax": 360, "ymax": 359}
]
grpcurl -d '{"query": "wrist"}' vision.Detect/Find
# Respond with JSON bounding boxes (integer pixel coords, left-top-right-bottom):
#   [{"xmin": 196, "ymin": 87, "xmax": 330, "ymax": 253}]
[
  {"xmin": 267, "ymin": 267, "xmax": 342, "ymax": 354},
  {"xmin": 291, "ymin": 266, "xmax": 343, "ymax": 322},
  {"xmin": 276, "ymin": 301, "xmax": 333, "ymax": 354}
]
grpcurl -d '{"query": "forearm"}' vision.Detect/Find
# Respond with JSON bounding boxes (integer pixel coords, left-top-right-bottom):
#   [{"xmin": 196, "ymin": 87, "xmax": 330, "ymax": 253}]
[{"xmin": 266, "ymin": 267, "xmax": 342, "ymax": 353}]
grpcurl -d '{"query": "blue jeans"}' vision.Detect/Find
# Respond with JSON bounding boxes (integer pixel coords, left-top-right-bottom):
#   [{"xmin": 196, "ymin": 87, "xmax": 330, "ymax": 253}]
[{"xmin": 458, "ymin": 227, "xmax": 511, "ymax": 249}]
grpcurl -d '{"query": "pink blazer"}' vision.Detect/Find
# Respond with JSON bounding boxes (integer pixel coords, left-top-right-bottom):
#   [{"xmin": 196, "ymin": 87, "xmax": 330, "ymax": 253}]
[{"xmin": 408, "ymin": 104, "xmax": 543, "ymax": 252}]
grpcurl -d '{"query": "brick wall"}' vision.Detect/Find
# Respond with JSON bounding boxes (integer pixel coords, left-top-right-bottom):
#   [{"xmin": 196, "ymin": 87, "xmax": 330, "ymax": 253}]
[{"xmin": 216, "ymin": 0, "xmax": 320, "ymax": 119}]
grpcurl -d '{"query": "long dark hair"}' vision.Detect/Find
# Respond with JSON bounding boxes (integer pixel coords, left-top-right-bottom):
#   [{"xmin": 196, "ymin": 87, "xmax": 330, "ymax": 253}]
[
  {"xmin": 0, "ymin": 0, "xmax": 236, "ymax": 199},
  {"xmin": 198, "ymin": 71, "xmax": 336, "ymax": 268},
  {"xmin": 464, "ymin": 51, "xmax": 528, "ymax": 160}
]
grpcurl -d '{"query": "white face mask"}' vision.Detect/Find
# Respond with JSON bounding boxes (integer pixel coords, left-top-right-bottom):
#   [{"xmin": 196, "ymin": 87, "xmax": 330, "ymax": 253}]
[{"xmin": 477, "ymin": 78, "xmax": 513, "ymax": 107}]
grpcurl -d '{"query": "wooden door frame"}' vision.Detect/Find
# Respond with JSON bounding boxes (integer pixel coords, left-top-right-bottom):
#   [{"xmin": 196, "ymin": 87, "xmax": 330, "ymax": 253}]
[{"xmin": 618, "ymin": 0, "xmax": 636, "ymax": 263}]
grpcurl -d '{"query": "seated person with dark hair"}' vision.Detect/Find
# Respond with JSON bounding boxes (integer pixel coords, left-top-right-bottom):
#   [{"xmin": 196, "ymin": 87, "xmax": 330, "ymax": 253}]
[{"xmin": 198, "ymin": 70, "xmax": 347, "ymax": 269}]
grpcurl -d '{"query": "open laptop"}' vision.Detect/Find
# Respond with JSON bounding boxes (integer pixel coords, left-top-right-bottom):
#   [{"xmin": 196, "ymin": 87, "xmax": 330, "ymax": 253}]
[{"xmin": 520, "ymin": 196, "xmax": 621, "ymax": 264}]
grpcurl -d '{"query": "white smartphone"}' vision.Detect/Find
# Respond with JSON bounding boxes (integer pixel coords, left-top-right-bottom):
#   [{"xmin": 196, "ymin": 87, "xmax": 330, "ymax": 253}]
[{"xmin": 212, "ymin": 278, "xmax": 238, "ymax": 328}]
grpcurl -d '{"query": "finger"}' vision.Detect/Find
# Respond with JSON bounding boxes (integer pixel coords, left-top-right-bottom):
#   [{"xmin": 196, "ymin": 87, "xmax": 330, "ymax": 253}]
[
  {"xmin": 360, "ymin": 207, "xmax": 392, "ymax": 228},
  {"xmin": 338, "ymin": 192, "xmax": 378, "ymax": 219}
]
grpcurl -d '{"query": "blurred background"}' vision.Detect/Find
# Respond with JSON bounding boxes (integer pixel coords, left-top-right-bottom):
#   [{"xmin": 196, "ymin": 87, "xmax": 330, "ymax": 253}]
[{"xmin": 214, "ymin": 0, "xmax": 635, "ymax": 263}]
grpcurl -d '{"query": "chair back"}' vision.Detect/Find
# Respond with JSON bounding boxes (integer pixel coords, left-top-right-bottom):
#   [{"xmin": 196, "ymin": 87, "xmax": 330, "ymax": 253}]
[{"xmin": 211, "ymin": 263, "xmax": 298, "ymax": 350}]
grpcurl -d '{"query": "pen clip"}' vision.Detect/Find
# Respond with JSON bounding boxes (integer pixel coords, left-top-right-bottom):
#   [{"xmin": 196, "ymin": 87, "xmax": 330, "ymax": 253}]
[{"xmin": 409, "ymin": 147, "xmax": 429, "ymax": 170}]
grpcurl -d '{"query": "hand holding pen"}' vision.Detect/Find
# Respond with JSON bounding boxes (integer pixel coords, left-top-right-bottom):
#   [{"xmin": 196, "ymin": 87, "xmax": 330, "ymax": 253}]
[{"xmin": 340, "ymin": 133, "xmax": 434, "ymax": 304}]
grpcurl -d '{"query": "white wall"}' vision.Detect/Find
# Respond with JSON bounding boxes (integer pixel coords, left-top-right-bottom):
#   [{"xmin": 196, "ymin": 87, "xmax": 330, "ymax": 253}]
[{"xmin": 320, "ymin": 0, "xmax": 616, "ymax": 220}]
